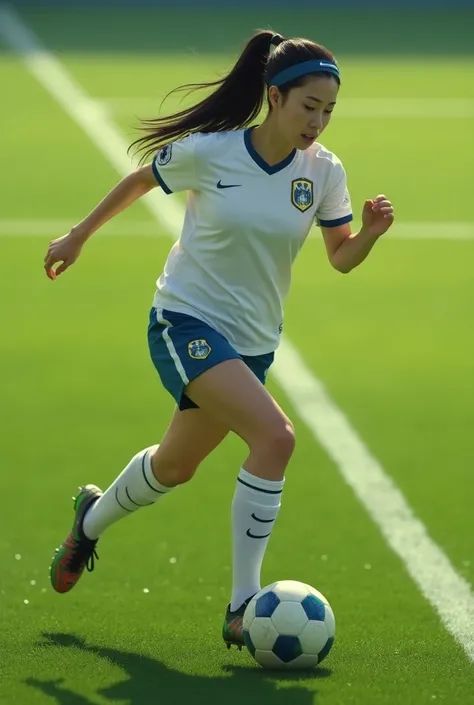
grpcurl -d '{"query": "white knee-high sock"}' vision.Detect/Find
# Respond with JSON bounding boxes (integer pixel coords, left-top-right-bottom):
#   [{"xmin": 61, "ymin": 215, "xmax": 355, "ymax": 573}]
[
  {"xmin": 82, "ymin": 445, "xmax": 174, "ymax": 540},
  {"xmin": 230, "ymin": 468, "xmax": 284, "ymax": 612}
]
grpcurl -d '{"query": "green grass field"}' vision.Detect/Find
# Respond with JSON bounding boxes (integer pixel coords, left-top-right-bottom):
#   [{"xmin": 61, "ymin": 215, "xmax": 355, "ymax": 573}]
[{"xmin": 1, "ymin": 6, "xmax": 474, "ymax": 704}]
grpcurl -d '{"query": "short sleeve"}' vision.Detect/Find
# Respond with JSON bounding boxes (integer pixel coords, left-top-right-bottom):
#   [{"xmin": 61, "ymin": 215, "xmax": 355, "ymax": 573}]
[
  {"xmin": 315, "ymin": 160, "xmax": 353, "ymax": 228},
  {"xmin": 152, "ymin": 134, "xmax": 199, "ymax": 194}
]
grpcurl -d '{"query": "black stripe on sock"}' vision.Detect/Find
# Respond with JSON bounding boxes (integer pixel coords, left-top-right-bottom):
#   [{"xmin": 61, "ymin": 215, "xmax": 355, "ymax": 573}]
[
  {"xmin": 115, "ymin": 487, "xmax": 133, "ymax": 513},
  {"xmin": 251, "ymin": 512, "xmax": 276, "ymax": 523},
  {"xmin": 237, "ymin": 477, "xmax": 282, "ymax": 495},
  {"xmin": 125, "ymin": 486, "xmax": 153, "ymax": 507},
  {"xmin": 246, "ymin": 529, "xmax": 272, "ymax": 539},
  {"xmin": 141, "ymin": 451, "xmax": 166, "ymax": 494}
]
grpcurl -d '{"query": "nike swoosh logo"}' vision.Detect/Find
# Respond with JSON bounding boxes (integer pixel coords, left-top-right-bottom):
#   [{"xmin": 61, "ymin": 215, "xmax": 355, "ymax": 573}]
[
  {"xmin": 246, "ymin": 529, "xmax": 272, "ymax": 539},
  {"xmin": 217, "ymin": 180, "xmax": 242, "ymax": 189},
  {"xmin": 251, "ymin": 513, "xmax": 276, "ymax": 523}
]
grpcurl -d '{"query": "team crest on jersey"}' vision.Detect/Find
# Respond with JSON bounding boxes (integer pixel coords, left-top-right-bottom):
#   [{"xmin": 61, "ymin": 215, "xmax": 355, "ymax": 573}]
[
  {"xmin": 157, "ymin": 143, "xmax": 172, "ymax": 166},
  {"xmin": 291, "ymin": 178, "xmax": 314, "ymax": 212},
  {"xmin": 188, "ymin": 339, "xmax": 211, "ymax": 360}
]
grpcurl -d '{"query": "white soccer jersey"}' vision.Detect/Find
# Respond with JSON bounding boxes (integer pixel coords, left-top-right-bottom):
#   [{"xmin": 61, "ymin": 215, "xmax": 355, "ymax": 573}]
[{"xmin": 151, "ymin": 128, "xmax": 352, "ymax": 356}]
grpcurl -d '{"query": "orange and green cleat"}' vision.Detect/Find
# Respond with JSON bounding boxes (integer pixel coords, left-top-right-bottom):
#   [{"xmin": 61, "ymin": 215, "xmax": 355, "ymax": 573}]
[
  {"xmin": 49, "ymin": 484, "xmax": 102, "ymax": 594},
  {"xmin": 222, "ymin": 597, "xmax": 254, "ymax": 651}
]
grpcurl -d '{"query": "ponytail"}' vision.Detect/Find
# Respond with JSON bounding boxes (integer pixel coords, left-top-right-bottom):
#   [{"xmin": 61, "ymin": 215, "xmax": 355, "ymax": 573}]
[{"xmin": 129, "ymin": 30, "xmax": 282, "ymax": 164}]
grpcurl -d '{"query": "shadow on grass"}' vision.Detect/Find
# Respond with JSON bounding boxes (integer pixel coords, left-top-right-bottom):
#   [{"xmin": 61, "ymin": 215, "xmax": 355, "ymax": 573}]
[{"xmin": 25, "ymin": 632, "xmax": 331, "ymax": 705}]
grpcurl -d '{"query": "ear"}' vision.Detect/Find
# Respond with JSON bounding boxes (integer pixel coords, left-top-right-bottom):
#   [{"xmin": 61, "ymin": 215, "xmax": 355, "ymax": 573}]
[{"xmin": 268, "ymin": 85, "xmax": 282, "ymax": 109}]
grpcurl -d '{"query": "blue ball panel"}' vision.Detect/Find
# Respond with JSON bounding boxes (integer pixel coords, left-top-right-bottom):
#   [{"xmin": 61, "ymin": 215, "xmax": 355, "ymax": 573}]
[
  {"xmin": 301, "ymin": 594, "xmax": 326, "ymax": 621},
  {"xmin": 318, "ymin": 636, "xmax": 334, "ymax": 664},
  {"xmin": 272, "ymin": 635, "xmax": 303, "ymax": 663},
  {"xmin": 243, "ymin": 628, "xmax": 256, "ymax": 657},
  {"xmin": 255, "ymin": 590, "xmax": 280, "ymax": 618}
]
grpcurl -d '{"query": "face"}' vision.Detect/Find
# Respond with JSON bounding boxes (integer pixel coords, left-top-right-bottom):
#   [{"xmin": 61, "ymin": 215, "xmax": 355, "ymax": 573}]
[{"xmin": 269, "ymin": 75, "xmax": 339, "ymax": 150}]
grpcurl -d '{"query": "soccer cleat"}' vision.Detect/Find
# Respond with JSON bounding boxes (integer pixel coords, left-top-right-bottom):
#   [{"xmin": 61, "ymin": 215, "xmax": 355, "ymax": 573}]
[
  {"xmin": 222, "ymin": 596, "xmax": 254, "ymax": 650},
  {"xmin": 49, "ymin": 484, "xmax": 102, "ymax": 594}
]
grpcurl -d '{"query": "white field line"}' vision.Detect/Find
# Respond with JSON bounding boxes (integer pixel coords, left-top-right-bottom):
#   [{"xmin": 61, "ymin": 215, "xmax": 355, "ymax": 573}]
[
  {"xmin": 2, "ymin": 3, "xmax": 474, "ymax": 664},
  {"xmin": 100, "ymin": 96, "xmax": 474, "ymax": 120},
  {"xmin": 0, "ymin": 219, "xmax": 473, "ymax": 241},
  {"xmin": 0, "ymin": 219, "xmax": 159, "ymax": 237}
]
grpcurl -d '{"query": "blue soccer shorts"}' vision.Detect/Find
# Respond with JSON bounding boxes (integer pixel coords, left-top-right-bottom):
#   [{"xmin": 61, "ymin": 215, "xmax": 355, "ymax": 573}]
[{"xmin": 147, "ymin": 307, "xmax": 274, "ymax": 411}]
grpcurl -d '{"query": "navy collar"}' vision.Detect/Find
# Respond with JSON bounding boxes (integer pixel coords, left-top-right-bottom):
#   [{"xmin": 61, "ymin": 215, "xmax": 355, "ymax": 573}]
[{"xmin": 244, "ymin": 127, "xmax": 297, "ymax": 175}]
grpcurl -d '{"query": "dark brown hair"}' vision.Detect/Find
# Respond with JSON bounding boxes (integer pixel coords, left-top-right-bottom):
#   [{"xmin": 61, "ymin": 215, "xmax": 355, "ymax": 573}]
[{"xmin": 129, "ymin": 30, "xmax": 338, "ymax": 164}]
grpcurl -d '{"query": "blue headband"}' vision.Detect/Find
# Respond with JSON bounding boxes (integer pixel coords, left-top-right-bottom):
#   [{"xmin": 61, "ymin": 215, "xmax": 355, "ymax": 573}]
[{"xmin": 267, "ymin": 60, "xmax": 340, "ymax": 88}]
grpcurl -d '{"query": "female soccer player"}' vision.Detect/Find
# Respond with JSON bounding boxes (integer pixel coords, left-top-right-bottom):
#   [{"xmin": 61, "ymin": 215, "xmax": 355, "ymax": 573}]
[{"xmin": 45, "ymin": 30, "xmax": 394, "ymax": 649}]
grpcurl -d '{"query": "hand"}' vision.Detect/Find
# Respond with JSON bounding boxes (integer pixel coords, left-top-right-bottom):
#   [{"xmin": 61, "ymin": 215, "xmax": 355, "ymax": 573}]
[
  {"xmin": 43, "ymin": 229, "xmax": 85, "ymax": 280},
  {"xmin": 361, "ymin": 194, "xmax": 395, "ymax": 237}
]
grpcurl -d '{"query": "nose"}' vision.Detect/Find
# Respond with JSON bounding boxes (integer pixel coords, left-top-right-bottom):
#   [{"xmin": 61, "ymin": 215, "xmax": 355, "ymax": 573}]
[{"xmin": 309, "ymin": 115, "xmax": 324, "ymax": 132}]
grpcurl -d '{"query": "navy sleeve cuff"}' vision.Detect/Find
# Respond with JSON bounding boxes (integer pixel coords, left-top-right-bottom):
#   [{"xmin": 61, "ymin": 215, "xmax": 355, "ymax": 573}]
[
  {"xmin": 318, "ymin": 214, "xmax": 353, "ymax": 228},
  {"xmin": 152, "ymin": 161, "xmax": 173, "ymax": 194}
]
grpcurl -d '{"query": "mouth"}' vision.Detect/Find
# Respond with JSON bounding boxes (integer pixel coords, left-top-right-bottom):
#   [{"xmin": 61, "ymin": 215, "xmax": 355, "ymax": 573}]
[{"xmin": 301, "ymin": 134, "xmax": 316, "ymax": 143}]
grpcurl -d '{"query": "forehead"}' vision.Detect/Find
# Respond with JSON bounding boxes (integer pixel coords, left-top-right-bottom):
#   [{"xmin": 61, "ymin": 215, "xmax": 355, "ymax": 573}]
[{"xmin": 292, "ymin": 75, "xmax": 339, "ymax": 101}]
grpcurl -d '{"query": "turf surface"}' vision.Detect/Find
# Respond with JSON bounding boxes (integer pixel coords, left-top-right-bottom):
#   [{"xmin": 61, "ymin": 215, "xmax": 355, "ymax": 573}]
[{"xmin": 1, "ymin": 7, "xmax": 474, "ymax": 704}]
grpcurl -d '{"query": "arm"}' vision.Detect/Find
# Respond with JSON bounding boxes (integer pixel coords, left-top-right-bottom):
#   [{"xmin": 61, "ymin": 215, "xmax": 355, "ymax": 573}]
[
  {"xmin": 321, "ymin": 194, "xmax": 394, "ymax": 274},
  {"xmin": 44, "ymin": 164, "xmax": 156, "ymax": 278},
  {"xmin": 322, "ymin": 223, "xmax": 380, "ymax": 274},
  {"xmin": 71, "ymin": 164, "xmax": 157, "ymax": 242}
]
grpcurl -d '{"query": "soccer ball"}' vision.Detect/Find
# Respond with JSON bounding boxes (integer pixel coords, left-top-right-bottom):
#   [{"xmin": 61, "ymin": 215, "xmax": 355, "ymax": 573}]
[{"xmin": 242, "ymin": 580, "xmax": 335, "ymax": 670}]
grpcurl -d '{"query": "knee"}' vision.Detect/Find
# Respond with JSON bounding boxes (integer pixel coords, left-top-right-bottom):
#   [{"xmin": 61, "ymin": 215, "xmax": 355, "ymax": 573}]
[
  {"xmin": 254, "ymin": 419, "xmax": 296, "ymax": 463},
  {"xmin": 150, "ymin": 453, "xmax": 197, "ymax": 488},
  {"xmin": 273, "ymin": 421, "xmax": 296, "ymax": 460},
  {"xmin": 157, "ymin": 465, "xmax": 196, "ymax": 488}
]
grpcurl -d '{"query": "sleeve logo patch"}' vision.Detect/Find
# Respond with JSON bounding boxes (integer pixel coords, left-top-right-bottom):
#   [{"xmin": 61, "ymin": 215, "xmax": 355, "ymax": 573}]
[{"xmin": 157, "ymin": 144, "xmax": 172, "ymax": 166}]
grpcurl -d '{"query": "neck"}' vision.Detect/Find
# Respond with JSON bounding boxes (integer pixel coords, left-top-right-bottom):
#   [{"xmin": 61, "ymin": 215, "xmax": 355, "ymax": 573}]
[{"xmin": 251, "ymin": 119, "xmax": 294, "ymax": 166}]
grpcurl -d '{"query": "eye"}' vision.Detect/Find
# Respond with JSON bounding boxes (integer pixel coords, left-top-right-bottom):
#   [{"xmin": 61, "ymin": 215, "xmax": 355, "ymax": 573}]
[
  {"xmin": 304, "ymin": 105, "xmax": 316, "ymax": 112},
  {"xmin": 325, "ymin": 109, "xmax": 334, "ymax": 115}
]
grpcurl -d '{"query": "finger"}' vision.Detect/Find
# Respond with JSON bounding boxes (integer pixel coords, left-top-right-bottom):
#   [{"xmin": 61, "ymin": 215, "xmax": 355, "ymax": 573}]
[
  {"xmin": 373, "ymin": 202, "xmax": 392, "ymax": 212},
  {"xmin": 44, "ymin": 236, "xmax": 65, "ymax": 262},
  {"xmin": 55, "ymin": 261, "xmax": 69, "ymax": 276},
  {"xmin": 44, "ymin": 255, "xmax": 60, "ymax": 280},
  {"xmin": 44, "ymin": 254, "xmax": 55, "ymax": 272},
  {"xmin": 383, "ymin": 212, "xmax": 395, "ymax": 221},
  {"xmin": 374, "ymin": 194, "xmax": 387, "ymax": 202}
]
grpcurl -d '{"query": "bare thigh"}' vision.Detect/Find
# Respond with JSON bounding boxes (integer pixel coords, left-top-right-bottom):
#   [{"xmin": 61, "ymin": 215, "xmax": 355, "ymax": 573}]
[
  {"xmin": 184, "ymin": 359, "xmax": 295, "ymax": 480},
  {"xmin": 150, "ymin": 406, "xmax": 229, "ymax": 486}
]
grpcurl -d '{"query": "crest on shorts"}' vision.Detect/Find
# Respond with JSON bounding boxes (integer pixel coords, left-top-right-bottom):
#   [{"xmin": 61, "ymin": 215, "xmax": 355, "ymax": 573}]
[
  {"xmin": 291, "ymin": 178, "xmax": 314, "ymax": 212},
  {"xmin": 188, "ymin": 339, "xmax": 211, "ymax": 360},
  {"xmin": 156, "ymin": 143, "xmax": 172, "ymax": 166}
]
